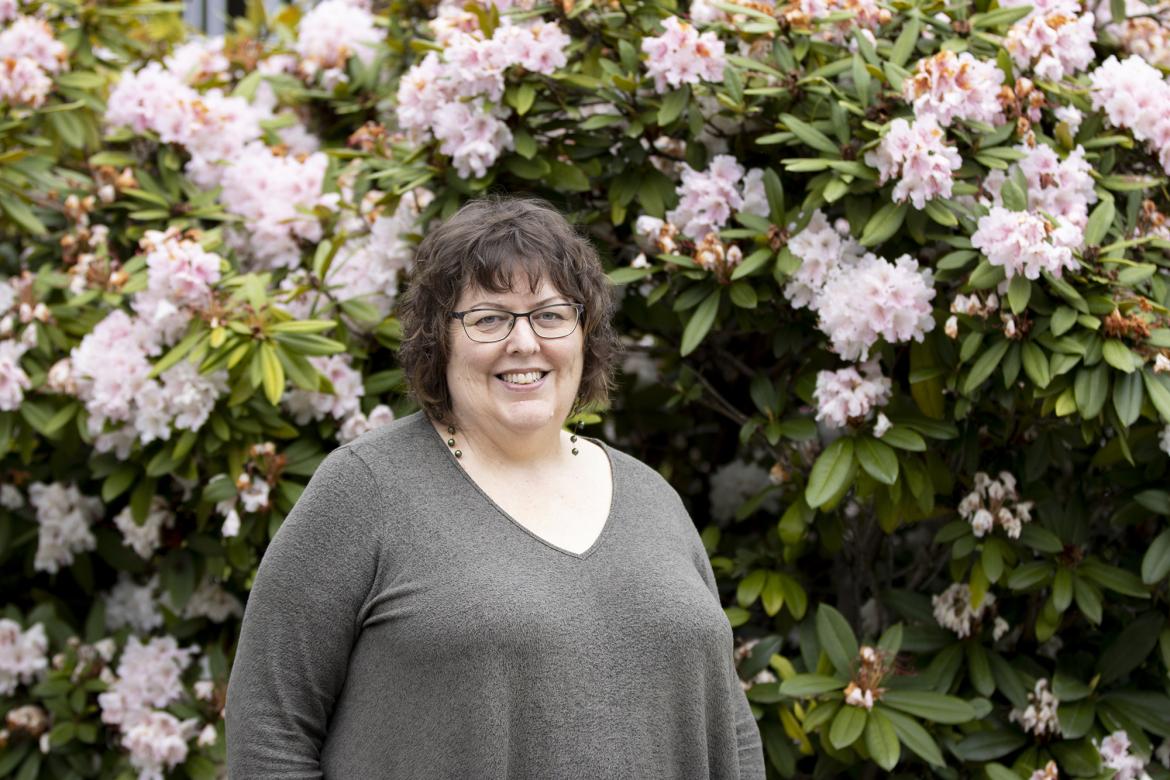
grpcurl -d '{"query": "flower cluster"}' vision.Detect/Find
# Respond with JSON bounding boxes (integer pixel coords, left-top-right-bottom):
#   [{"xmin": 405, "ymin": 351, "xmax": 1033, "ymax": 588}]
[
  {"xmin": 163, "ymin": 36, "xmax": 230, "ymax": 85},
  {"xmin": 105, "ymin": 574, "xmax": 164, "ymax": 635},
  {"xmin": 1004, "ymin": 6, "xmax": 1097, "ymax": 81},
  {"xmin": 99, "ymin": 635, "xmax": 199, "ymax": 780},
  {"xmin": 798, "ymin": 0, "xmax": 889, "ymax": 45},
  {"xmin": 113, "ymin": 497, "xmax": 176, "ymax": 560},
  {"xmin": 1029, "ymin": 760, "xmax": 1060, "ymax": 780},
  {"xmin": 28, "ymin": 481, "xmax": 103, "ymax": 574},
  {"xmin": 70, "ymin": 311, "xmax": 228, "ymax": 456},
  {"xmin": 295, "ymin": 0, "xmax": 381, "ymax": 86},
  {"xmin": 1096, "ymin": 731, "xmax": 1152, "ymax": 780},
  {"xmin": 708, "ymin": 459, "xmax": 779, "ymax": 524},
  {"xmin": 285, "ymin": 187, "xmax": 433, "ymax": 321},
  {"xmin": 1010, "ymin": 678, "xmax": 1062, "ymax": 738},
  {"xmin": 1104, "ymin": 0, "xmax": 1170, "ymax": 69},
  {"xmin": 282, "ymin": 354, "xmax": 365, "ymax": 424},
  {"xmin": 0, "ymin": 339, "xmax": 30, "ymax": 411},
  {"xmin": 105, "ymin": 61, "xmax": 330, "ymax": 267},
  {"xmin": 971, "ymin": 207, "xmax": 1080, "ymax": 280},
  {"xmin": 865, "ymin": 117, "xmax": 962, "ymax": 209},
  {"xmin": 131, "ymin": 229, "xmax": 223, "ymax": 345},
  {"xmin": 958, "ymin": 471, "xmax": 1034, "ymax": 538},
  {"xmin": 843, "ymin": 645, "xmax": 890, "ymax": 710},
  {"xmin": 816, "ymin": 254, "xmax": 936, "ymax": 361},
  {"xmin": 784, "ymin": 211, "xmax": 936, "ymax": 360},
  {"xmin": 218, "ymin": 143, "xmax": 334, "ymax": 270},
  {"xmin": 814, "ymin": 360, "xmax": 892, "ymax": 429},
  {"xmin": 0, "ymin": 15, "xmax": 67, "ymax": 108},
  {"xmin": 904, "ymin": 51, "xmax": 1006, "ymax": 128},
  {"xmin": 641, "ymin": 16, "xmax": 726, "ymax": 94},
  {"xmin": 666, "ymin": 155, "xmax": 767, "ymax": 241},
  {"xmin": 983, "ymin": 142, "xmax": 1098, "ymax": 235},
  {"xmin": 0, "ymin": 619, "xmax": 48, "ymax": 695},
  {"xmin": 1089, "ymin": 55, "xmax": 1170, "ymax": 174},
  {"xmin": 932, "ymin": 582, "xmax": 996, "ymax": 638},
  {"xmin": 395, "ymin": 14, "xmax": 570, "ymax": 177}
]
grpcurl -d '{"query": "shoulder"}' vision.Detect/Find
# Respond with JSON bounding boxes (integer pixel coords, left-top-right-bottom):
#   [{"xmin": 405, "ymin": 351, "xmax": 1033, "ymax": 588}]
[
  {"xmin": 598, "ymin": 440, "xmax": 687, "ymax": 508},
  {"xmin": 339, "ymin": 410, "xmax": 439, "ymax": 478}
]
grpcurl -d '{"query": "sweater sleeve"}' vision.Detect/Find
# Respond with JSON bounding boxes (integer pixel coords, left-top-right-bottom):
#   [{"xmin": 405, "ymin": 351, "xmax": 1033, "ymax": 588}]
[
  {"xmin": 674, "ymin": 493, "xmax": 767, "ymax": 780},
  {"xmin": 225, "ymin": 447, "xmax": 387, "ymax": 779}
]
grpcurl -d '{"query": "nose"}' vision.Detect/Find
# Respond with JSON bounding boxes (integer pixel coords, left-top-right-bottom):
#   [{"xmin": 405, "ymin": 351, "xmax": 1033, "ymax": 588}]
[{"xmin": 505, "ymin": 315, "xmax": 541, "ymax": 352}]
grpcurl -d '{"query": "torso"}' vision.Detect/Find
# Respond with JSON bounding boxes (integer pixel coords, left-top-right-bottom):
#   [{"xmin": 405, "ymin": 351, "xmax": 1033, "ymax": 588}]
[{"xmin": 432, "ymin": 422, "xmax": 614, "ymax": 555}]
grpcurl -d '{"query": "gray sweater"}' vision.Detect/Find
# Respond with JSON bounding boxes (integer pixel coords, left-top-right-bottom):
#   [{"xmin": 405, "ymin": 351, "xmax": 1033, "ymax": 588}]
[{"xmin": 226, "ymin": 411, "xmax": 766, "ymax": 779}]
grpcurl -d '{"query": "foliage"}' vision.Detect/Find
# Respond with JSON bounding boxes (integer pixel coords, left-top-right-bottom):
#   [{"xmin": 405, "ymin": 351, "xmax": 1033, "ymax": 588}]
[{"xmin": 2, "ymin": 0, "xmax": 1170, "ymax": 777}]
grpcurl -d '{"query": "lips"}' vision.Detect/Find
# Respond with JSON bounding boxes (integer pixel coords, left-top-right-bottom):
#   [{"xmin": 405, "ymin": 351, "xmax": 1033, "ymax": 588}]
[{"xmin": 495, "ymin": 370, "xmax": 550, "ymax": 388}]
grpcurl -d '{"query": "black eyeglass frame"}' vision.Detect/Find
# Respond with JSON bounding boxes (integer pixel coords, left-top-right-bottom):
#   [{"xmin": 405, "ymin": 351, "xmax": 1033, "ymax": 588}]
[{"xmin": 449, "ymin": 302, "xmax": 585, "ymax": 343}]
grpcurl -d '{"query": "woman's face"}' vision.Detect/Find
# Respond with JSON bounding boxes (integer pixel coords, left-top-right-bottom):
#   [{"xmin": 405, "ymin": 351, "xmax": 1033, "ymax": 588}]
[{"xmin": 445, "ymin": 273, "xmax": 584, "ymax": 436}]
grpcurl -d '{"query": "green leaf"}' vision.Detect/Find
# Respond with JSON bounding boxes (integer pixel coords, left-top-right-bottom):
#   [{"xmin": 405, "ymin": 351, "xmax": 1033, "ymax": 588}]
[
  {"xmin": 879, "ymin": 427, "xmax": 926, "ymax": 451},
  {"xmin": 856, "ymin": 437, "xmax": 898, "ymax": 485},
  {"xmin": 864, "ymin": 708, "xmax": 901, "ymax": 771},
  {"xmin": 890, "ymin": 16, "xmax": 921, "ymax": 66},
  {"xmin": 1075, "ymin": 364, "xmax": 1109, "ymax": 418},
  {"xmin": 680, "ymin": 289, "xmax": 721, "ymax": 356},
  {"xmin": 548, "ymin": 160, "xmax": 591, "ymax": 193},
  {"xmin": 1051, "ymin": 306, "xmax": 1078, "ymax": 336},
  {"xmin": 729, "ymin": 281, "xmax": 757, "ymax": 309},
  {"xmin": 805, "ymin": 438, "xmax": 856, "ymax": 509},
  {"xmin": 829, "ymin": 704, "xmax": 867, "ymax": 749},
  {"xmin": 1007, "ymin": 276, "xmax": 1031, "ymax": 313},
  {"xmin": 737, "ymin": 569, "xmax": 767, "ymax": 607},
  {"xmin": 1112, "ymin": 370, "xmax": 1143, "ymax": 427},
  {"xmin": 1098, "ymin": 611, "xmax": 1163, "ymax": 683},
  {"xmin": 1141, "ymin": 529, "xmax": 1170, "ymax": 585},
  {"xmin": 882, "ymin": 708, "xmax": 945, "ymax": 766},
  {"xmin": 781, "ymin": 113, "xmax": 839, "ymax": 154},
  {"xmin": 1021, "ymin": 342, "xmax": 1051, "ymax": 388},
  {"xmin": 860, "ymin": 202, "xmax": 907, "ymax": 247},
  {"xmin": 779, "ymin": 674, "xmax": 846, "ymax": 696},
  {"xmin": 963, "ymin": 339, "xmax": 1012, "ymax": 395},
  {"xmin": 1142, "ymin": 369, "xmax": 1170, "ymax": 422},
  {"xmin": 1080, "ymin": 559, "xmax": 1149, "ymax": 598},
  {"xmin": 0, "ymin": 195, "xmax": 48, "ymax": 235},
  {"xmin": 658, "ymin": 86, "xmax": 689, "ymax": 125},
  {"xmin": 505, "ymin": 155, "xmax": 551, "ymax": 180},
  {"xmin": 816, "ymin": 603, "xmax": 860, "ymax": 677},
  {"xmin": 730, "ymin": 248, "xmax": 773, "ymax": 280},
  {"xmin": 879, "ymin": 690, "xmax": 976, "ymax": 724},
  {"xmin": 951, "ymin": 730, "xmax": 1027, "ymax": 761},
  {"xmin": 259, "ymin": 343, "xmax": 285, "ymax": 406},
  {"xmin": 1103, "ymin": 339, "xmax": 1137, "ymax": 373},
  {"xmin": 1084, "ymin": 198, "xmax": 1116, "ymax": 245},
  {"xmin": 101, "ymin": 465, "xmax": 138, "ymax": 503}
]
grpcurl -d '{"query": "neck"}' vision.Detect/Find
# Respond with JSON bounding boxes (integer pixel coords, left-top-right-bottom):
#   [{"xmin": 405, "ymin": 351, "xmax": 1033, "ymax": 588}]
[{"xmin": 434, "ymin": 414, "xmax": 571, "ymax": 471}]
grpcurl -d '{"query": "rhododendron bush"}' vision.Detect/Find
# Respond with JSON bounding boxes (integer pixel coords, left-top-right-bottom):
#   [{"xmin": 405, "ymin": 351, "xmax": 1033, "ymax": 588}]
[{"xmin": 4, "ymin": 0, "xmax": 1170, "ymax": 776}]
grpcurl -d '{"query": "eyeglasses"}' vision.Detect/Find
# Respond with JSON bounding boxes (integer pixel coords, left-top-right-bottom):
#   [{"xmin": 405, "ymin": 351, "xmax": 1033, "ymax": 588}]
[{"xmin": 450, "ymin": 302, "xmax": 585, "ymax": 343}]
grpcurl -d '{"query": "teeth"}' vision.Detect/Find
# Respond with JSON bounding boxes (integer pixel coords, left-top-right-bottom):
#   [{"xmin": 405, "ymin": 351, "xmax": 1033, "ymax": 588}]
[{"xmin": 500, "ymin": 371, "xmax": 544, "ymax": 385}]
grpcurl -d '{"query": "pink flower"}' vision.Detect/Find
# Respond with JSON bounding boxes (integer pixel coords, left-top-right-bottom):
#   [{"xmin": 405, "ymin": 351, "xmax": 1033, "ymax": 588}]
[
  {"xmin": 971, "ymin": 207, "xmax": 1080, "ymax": 280},
  {"xmin": 814, "ymin": 360, "xmax": 891, "ymax": 428},
  {"xmin": 0, "ymin": 340, "xmax": 30, "ymax": 411},
  {"xmin": 296, "ymin": 0, "xmax": 381, "ymax": 71},
  {"xmin": 904, "ymin": 51, "xmax": 1005, "ymax": 127},
  {"xmin": 641, "ymin": 16, "xmax": 725, "ymax": 94},
  {"xmin": 0, "ymin": 16, "xmax": 67, "ymax": 74},
  {"xmin": 865, "ymin": 117, "xmax": 962, "ymax": 209},
  {"xmin": 0, "ymin": 620, "xmax": 48, "ymax": 696},
  {"xmin": 1090, "ymin": 55, "xmax": 1170, "ymax": 174},
  {"xmin": 0, "ymin": 56, "xmax": 53, "ymax": 107},
  {"xmin": 666, "ymin": 155, "xmax": 769, "ymax": 240},
  {"xmin": 1005, "ymin": 10, "xmax": 1096, "ymax": 81}
]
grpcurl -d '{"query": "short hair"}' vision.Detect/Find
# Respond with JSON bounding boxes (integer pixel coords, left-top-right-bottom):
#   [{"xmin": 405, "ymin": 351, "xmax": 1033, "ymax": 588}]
[{"xmin": 397, "ymin": 195, "xmax": 622, "ymax": 426}]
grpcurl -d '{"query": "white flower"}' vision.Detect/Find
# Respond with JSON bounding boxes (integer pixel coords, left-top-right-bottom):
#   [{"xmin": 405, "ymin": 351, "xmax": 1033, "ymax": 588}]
[
  {"xmin": 0, "ymin": 620, "xmax": 49, "ymax": 696},
  {"xmin": 1010, "ymin": 678, "xmax": 1061, "ymax": 738}
]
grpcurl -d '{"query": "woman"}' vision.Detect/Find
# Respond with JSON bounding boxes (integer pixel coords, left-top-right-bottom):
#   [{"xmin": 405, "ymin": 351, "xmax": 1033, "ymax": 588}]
[{"xmin": 225, "ymin": 197, "xmax": 766, "ymax": 778}]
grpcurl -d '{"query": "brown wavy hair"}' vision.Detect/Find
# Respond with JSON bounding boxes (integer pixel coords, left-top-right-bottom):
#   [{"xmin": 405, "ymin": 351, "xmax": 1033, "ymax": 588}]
[{"xmin": 397, "ymin": 195, "xmax": 622, "ymax": 426}]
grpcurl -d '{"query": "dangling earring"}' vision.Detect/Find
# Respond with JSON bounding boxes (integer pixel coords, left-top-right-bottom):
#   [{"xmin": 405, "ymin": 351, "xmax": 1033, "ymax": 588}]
[
  {"xmin": 445, "ymin": 424, "xmax": 462, "ymax": 458},
  {"xmin": 570, "ymin": 417, "xmax": 582, "ymax": 456}
]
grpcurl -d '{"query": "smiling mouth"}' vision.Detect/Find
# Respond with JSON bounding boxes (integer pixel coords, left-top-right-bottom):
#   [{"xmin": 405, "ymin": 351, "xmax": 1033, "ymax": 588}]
[{"xmin": 495, "ymin": 370, "xmax": 549, "ymax": 385}]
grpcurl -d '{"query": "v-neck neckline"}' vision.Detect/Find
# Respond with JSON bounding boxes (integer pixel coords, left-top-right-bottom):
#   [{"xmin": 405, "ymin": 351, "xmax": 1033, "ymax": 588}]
[{"xmin": 423, "ymin": 414, "xmax": 618, "ymax": 560}]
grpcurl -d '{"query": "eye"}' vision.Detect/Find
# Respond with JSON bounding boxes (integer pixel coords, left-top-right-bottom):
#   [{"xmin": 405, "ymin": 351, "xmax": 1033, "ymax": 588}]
[
  {"xmin": 475, "ymin": 315, "xmax": 502, "ymax": 326},
  {"xmin": 536, "ymin": 312, "xmax": 566, "ymax": 322}
]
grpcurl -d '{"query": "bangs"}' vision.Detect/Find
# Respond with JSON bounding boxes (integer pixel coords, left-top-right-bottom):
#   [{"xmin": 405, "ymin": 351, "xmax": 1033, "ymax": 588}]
[{"xmin": 463, "ymin": 225, "xmax": 569, "ymax": 297}]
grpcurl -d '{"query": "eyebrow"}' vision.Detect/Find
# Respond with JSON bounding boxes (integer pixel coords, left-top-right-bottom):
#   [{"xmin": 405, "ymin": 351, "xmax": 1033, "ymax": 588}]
[{"xmin": 468, "ymin": 296, "xmax": 568, "ymax": 308}]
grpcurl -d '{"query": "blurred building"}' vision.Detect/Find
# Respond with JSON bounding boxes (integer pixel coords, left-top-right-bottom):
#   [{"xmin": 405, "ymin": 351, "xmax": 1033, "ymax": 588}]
[{"xmin": 184, "ymin": 0, "xmax": 289, "ymax": 35}]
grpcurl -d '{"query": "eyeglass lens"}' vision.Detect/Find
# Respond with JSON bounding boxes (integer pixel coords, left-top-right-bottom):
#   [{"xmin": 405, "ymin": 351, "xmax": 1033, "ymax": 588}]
[{"xmin": 463, "ymin": 304, "xmax": 579, "ymax": 342}]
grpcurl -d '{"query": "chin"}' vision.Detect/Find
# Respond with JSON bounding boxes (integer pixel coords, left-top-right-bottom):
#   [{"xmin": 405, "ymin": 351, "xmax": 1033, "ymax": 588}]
[{"xmin": 497, "ymin": 402, "xmax": 562, "ymax": 431}]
